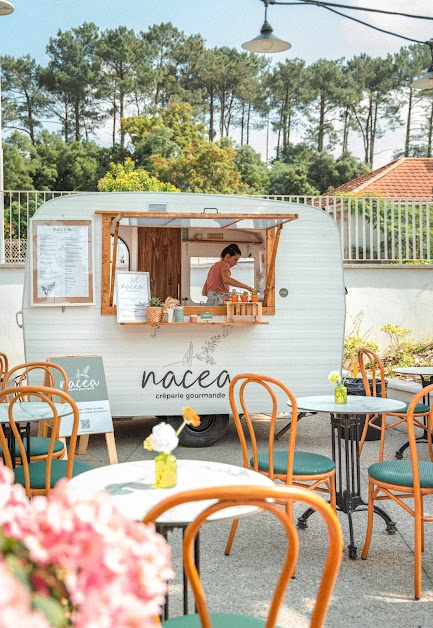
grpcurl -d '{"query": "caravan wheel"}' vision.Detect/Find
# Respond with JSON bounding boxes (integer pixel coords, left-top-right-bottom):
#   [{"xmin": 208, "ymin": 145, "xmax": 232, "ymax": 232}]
[{"xmin": 166, "ymin": 414, "xmax": 230, "ymax": 447}]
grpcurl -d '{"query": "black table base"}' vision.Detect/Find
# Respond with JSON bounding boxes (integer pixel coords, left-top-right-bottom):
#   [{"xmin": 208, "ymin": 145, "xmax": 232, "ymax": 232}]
[
  {"xmin": 158, "ymin": 524, "xmax": 200, "ymax": 619},
  {"xmin": 297, "ymin": 412, "xmax": 396, "ymax": 559}
]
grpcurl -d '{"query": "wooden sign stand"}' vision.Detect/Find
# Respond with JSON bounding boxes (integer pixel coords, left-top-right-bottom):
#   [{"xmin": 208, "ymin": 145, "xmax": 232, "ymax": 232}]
[{"xmin": 45, "ymin": 356, "xmax": 118, "ymax": 464}]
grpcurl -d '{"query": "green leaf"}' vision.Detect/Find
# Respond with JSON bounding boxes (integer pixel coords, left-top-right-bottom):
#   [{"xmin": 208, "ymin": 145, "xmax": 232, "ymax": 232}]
[{"xmin": 32, "ymin": 595, "xmax": 68, "ymax": 628}]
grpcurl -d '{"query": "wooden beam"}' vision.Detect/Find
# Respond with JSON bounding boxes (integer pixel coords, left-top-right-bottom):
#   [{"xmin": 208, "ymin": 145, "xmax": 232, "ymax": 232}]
[
  {"xmin": 101, "ymin": 215, "xmax": 112, "ymax": 313},
  {"xmin": 263, "ymin": 225, "xmax": 282, "ymax": 308},
  {"xmin": 109, "ymin": 221, "xmax": 120, "ymax": 307}
]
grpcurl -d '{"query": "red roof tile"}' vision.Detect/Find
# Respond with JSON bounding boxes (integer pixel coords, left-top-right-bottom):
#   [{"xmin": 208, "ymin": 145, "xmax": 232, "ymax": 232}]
[{"xmin": 322, "ymin": 157, "xmax": 433, "ymax": 198}]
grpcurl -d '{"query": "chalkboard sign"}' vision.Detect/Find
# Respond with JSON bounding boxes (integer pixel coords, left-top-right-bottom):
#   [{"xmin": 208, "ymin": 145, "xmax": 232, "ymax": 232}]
[{"xmin": 48, "ymin": 355, "xmax": 113, "ymax": 437}]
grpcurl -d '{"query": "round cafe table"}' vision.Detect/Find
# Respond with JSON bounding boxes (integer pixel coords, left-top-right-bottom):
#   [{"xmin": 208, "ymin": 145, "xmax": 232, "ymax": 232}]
[
  {"xmin": 0, "ymin": 401, "xmax": 73, "ymax": 466},
  {"xmin": 67, "ymin": 459, "xmax": 274, "ymax": 618},
  {"xmin": 289, "ymin": 395, "xmax": 406, "ymax": 559},
  {"xmin": 67, "ymin": 459, "xmax": 274, "ymax": 522}
]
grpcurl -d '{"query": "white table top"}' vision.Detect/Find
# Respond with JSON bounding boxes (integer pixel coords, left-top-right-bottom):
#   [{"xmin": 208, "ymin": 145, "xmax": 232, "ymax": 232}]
[
  {"xmin": 394, "ymin": 367, "xmax": 433, "ymax": 376},
  {"xmin": 0, "ymin": 401, "xmax": 73, "ymax": 424},
  {"xmin": 67, "ymin": 459, "xmax": 275, "ymax": 524},
  {"xmin": 291, "ymin": 395, "xmax": 406, "ymax": 415}
]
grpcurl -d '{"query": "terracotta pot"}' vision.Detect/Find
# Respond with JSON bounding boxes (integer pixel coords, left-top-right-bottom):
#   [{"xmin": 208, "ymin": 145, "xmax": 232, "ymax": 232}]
[
  {"xmin": 251, "ymin": 294, "xmax": 259, "ymax": 302},
  {"xmin": 146, "ymin": 306, "xmax": 163, "ymax": 324},
  {"xmin": 230, "ymin": 294, "xmax": 239, "ymax": 302},
  {"xmin": 240, "ymin": 295, "xmax": 248, "ymax": 302}
]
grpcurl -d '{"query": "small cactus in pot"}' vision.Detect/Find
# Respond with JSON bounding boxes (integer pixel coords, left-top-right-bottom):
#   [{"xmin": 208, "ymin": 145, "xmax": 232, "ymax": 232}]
[{"xmin": 146, "ymin": 296, "xmax": 163, "ymax": 323}]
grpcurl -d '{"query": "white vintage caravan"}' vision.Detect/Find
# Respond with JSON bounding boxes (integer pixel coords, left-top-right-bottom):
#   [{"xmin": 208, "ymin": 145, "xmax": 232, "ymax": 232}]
[{"xmin": 22, "ymin": 192, "xmax": 345, "ymax": 446}]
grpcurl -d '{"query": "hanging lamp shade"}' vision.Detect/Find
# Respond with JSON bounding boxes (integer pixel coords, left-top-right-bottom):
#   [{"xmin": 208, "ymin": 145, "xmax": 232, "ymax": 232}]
[
  {"xmin": 0, "ymin": 0, "xmax": 14, "ymax": 15},
  {"xmin": 242, "ymin": 19, "xmax": 291, "ymax": 53},
  {"xmin": 410, "ymin": 40, "xmax": 433, "ymax": 90}
]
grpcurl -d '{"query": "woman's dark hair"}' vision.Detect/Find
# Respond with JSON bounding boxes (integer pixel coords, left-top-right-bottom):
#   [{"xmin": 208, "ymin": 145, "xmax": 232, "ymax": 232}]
[{"xmin": 221, "ymin": 243, "xmax": 241, "ymax": 258}]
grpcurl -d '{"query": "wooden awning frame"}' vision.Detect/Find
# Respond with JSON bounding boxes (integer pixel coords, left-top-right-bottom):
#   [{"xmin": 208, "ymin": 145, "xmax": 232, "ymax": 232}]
[{"xmin": 98, "ymin": 211, "xmax": 298, "ymax": 314}]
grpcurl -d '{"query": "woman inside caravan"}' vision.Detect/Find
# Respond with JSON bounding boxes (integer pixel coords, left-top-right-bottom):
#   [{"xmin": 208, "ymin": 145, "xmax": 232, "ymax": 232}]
[{"xmin": 202, "ymin": 243, "xmax": 255, "ymax": 306}]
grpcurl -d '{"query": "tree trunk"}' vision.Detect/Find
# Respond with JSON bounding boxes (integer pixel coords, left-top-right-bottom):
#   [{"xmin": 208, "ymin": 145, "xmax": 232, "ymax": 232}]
[
  {"xmin": 427, "ymin": 99, "xmax": 433, "ymax": 158},
  {"xmin": 112, "ymin": 98, "xmax": 117, "ymax": 147},
  {"xmin": 369, "ymin": 99, "xmax": 379, "ymax": 166},
  {"xmin": 219, "ymin": 88, "xmax": 225, "ymax": 137},
  {"xmin": 342, "ymin": 108, "xmax": 350, "ymax": 156},
  {"xmin": 287, "ymin": 111, "xmax": 292, "ymax": 149},
  {"xmin": 318, "ymin": 95, "xmax": 325, "ymax": 152},
  {"xmin": 75, "ymin": 99, "xmax": 80, "ymax": 141},
  {"xmin": 120, "ymin": 89, "xmax": 125, "ymax": 149},
  {"xmin": 240, "ymin": 102, "xmax": 245, "ymax": 145},
  {"xmin": 404, "ymin": 89, "xmax": 413, "ymax": 157},
  {"xmin": 246, "ymin": 101, "xmax": 251, "ymax": 145},
  {"xmin": 208, "ymin": 84, "xmax": 214, "ymax": 141}
]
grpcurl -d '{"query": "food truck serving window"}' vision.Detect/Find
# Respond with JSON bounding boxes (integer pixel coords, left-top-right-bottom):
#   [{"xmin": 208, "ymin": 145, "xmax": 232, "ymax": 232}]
[{"xmin": 97, "ymin": 210, "xmax": 298, "ymax": 317}]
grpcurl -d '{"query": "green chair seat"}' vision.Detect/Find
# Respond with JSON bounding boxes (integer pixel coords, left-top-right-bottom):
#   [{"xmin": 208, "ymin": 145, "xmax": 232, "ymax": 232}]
[
  {"xmin": 393, "ymin": 401, "xmax": 430, "ymax": 415},
  {"xmin": 14, "ymin": 459, "xmax": 93, "ymax": 489},
  {"xmin": 255, "ymin": 450, "xmax": 336, "ymax": 476},
  {"xmin": 163, "ymin": 612, "xmax": 277, "ymax": 627},
  {"xmin": 368, "ymin": 460, "xmax": 433, "ymax": 488},
  {"xmin": 0, "ymin": 437, "xmax": 65, "ymax": 458}
]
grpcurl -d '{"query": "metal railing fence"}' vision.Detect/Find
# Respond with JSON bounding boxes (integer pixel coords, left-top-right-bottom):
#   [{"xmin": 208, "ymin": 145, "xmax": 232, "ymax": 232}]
[
  {"xmin": 0, "ymin": 190, "xmax": 78, "ymax": 263},
  {"xmin": 0, "ymin": 190, "xmax": 432, "ymax": 264}
]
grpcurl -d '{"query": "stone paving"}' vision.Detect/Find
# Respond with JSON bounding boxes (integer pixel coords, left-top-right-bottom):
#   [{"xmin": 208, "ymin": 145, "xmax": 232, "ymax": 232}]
[{"xmin": 77, "ymin": 412, "xmax": 433, "ymax": 627}]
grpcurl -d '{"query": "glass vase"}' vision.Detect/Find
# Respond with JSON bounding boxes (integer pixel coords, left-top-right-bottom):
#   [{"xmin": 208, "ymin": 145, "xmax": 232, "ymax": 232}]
[
  {"xmin": 334, "ymin": 385, "xmax": 348, "ymax": 404},
  {"xmin": 154, "ymin": 453, "xmax": 177, "ymax": 488}
]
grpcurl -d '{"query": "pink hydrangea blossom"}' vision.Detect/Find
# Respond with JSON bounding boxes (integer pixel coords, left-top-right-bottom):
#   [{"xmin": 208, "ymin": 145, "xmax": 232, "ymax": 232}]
[
  {"xmin": 0, "ymin": 463, "xmax": 173, "ymax": 626},
  {"xmin": 0, "ymin": 560, "xmax": 50, "ymax": 627}
]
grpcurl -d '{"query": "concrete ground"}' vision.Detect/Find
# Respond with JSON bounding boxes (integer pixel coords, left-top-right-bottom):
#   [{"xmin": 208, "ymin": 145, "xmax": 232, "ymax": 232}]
[{"xmin": 76, "ymin": 413, "xmax": 433, "ymax": 628}]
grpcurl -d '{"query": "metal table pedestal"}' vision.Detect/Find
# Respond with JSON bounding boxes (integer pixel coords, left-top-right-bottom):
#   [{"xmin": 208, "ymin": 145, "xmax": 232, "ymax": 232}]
[{"xmin": 297, "ymin": 412, "xmax": 396, "ymax": 559}]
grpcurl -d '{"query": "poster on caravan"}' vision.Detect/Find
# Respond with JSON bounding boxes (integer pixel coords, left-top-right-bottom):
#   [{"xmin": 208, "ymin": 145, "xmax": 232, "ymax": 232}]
[
  {"xmin": 48, "ymin": 356, "xmax": 113, "ymax": 437},
  {"xmin": 115, "ymin": 271, "xmax": 150, "ymax": 323},
  {"xmin": 32, "ymin": 220, "xmax": 94, "ymax": 306}
]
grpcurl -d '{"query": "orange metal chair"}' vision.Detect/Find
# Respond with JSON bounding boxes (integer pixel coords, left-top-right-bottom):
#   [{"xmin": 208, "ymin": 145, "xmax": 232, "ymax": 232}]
[
  {"xmin": 0, "ymin": 352, "xmax": 8, "ymax": 387},
  {"xmin": 357, "ymin": 349, "xmax": 430, "ymax": 461},
  {"xmin": 0, "ymin": 385, "xmax": 92, "ymax": 496},
  {"xmin": 361, "ymin": 384, "xmax": 433, "ymax": 599},
  {"xmin": 1, "ymin": 361, "xmax": 70, "ymax": 462},
  {"xmin": 225, "ymin": 373, "xmax": 336, "ymax": 555},
  {"xmin": 143, "ymin": 485, "xmax": 343, "ymax": 628}
]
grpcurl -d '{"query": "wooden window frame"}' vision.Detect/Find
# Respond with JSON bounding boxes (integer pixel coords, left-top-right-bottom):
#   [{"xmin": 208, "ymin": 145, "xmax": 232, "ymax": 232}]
[{"xmin": 98, "ymin": 211, "xmax": 297, "ymax": 316}]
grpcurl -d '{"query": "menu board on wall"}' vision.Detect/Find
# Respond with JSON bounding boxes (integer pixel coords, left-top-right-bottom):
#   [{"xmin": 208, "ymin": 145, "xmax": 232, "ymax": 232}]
[
  {"xmin": 32, "ymin": 220, "xmax": 93, "ymax": 306},
  {"xmin": 115, "ymin": 271, "xmax": 150, "ymax": 323},
  {"xmin": 48, "ymin": 355, "xmax": 114, "ymax": 437}
]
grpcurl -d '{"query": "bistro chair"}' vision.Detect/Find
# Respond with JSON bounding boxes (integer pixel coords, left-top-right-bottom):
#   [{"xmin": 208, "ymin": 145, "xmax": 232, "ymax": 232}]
[
  {"xmin": 1, "ymin": 361, "xmax": 69, "ymax": 462},
  {"xmin": 144, "ymin": 485, "xmax": 343, "ymax": 628},
  {"xmin": 0, "ymin": 385, "xmax": 92, "ymax": 497},
  {"xmin": 361, "ymin": 384, "xmax": 433, "ymax": 599},
  {"xmin": 225, "ymin": 373, "xmax": 336, "ymax": 555},
  {"xmin": 357, "ymin": 349, "xmax": 430, "ymax": 461},
  {"xmin": 0, "ymin": 352, "xmax": 8, "ymax": 387}
]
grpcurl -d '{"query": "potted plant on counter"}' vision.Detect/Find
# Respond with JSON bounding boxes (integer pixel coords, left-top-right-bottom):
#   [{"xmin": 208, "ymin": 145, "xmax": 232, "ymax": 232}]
[
  {"xmin": 146, "ymin": 296, "xmax": 164, "ymax": 323},
  {"xmin": 250, "ymin": 289, "xmax": 259, "ymax": 302},
  {"xmin": 230, "ymin": 290, "xmax": 239, "ymax": 302},
  {"xmin": 240, "ymin": 290, "xmax": 249, "ymax": 303}
]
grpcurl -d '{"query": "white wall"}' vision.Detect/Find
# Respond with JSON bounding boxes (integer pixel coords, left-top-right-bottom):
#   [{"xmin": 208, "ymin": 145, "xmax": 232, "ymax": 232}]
[
  {"xmin": 0, "ymin": 265, "xmax": 25, "ymax": 367},
  {"xmin": 344, "ymin": 264, "xmax": 433, "ymax": 350},
  {"xmin": 1, "ymin": 263, "xmax": 432, "ymax": 370}
]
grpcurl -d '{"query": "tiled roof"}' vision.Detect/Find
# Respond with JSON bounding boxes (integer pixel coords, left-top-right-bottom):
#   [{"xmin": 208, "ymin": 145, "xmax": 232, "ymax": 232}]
[{"xmin": 322, "ymin": 157, "xmax": 433, "ymax": 198}]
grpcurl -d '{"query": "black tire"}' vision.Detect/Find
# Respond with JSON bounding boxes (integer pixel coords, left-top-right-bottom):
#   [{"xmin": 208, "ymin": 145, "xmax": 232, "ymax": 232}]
[{"xmin": 166, "ymin": 414, "xmax": 230, "ymax": 447}]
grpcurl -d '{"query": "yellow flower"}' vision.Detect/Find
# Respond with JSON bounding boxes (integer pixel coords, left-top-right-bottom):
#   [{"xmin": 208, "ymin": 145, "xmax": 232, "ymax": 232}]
[
  {"xmin": 143, "ymin": 436, "xmax": 153, "ymax": 452},
  {"xmin": 328, "ymin": 371, "xmax": 341, "ymax": 384},
  {"xmin": 349, "ymin": 364, "xmax": 359, "ymax": 378},
  {"xmin": 181, "ymin": 406, "xmax": 201, "ymax": 428}
]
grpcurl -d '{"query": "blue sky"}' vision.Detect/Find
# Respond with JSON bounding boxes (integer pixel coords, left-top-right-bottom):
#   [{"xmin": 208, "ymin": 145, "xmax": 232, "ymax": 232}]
[{"xmin": 1, "ymin": 0, "xmax": 432, "ymax": 166}]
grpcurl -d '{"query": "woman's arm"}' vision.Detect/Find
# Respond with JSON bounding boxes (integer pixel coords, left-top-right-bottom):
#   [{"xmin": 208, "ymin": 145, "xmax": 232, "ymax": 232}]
[{"xmin": 221, "ymin": 269, "xmax": 254, "ymax": 293}]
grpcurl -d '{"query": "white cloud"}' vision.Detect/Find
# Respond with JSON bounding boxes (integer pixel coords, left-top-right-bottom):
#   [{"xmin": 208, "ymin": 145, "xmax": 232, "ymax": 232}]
[{"xmin": 342, "ymin": 1, "xmax": 433, "ymax": 56}]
